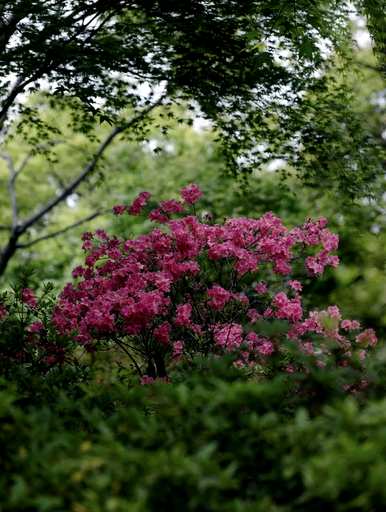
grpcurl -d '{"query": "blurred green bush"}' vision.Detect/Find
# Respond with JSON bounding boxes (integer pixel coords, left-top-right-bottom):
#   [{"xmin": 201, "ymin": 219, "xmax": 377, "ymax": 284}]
[{"xmin": 2, "ymin": 356, "xmax": 386, "ymax": 512}]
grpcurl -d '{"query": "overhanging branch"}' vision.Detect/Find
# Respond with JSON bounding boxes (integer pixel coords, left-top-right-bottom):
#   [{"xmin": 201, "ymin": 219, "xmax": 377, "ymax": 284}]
[
  {"xmin": 16, "ymin": 210, "xmax": 105, "ymax": 249},
  {"xmin": 19, "ymin": 96, "xmax": 165, "ymax": 236},
  {"xmin": 0, "ymin": 94, "xmax": 165, "ymax": 277}
]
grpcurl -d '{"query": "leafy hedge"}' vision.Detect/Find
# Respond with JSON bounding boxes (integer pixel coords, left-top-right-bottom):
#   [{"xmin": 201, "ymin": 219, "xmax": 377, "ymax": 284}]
[{"xmin": 2, "ymin": 360, "xmax": 386, "ymax": 511}]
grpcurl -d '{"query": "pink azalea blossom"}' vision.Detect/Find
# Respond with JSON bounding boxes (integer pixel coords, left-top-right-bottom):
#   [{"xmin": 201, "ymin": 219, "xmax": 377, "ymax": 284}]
[
  {"xmin": 207, "ymin": 285, "xmax": 232, "ymax": 310},
  {"xmin": 112, "ymin": 204, "xmax": 126, "ymax": 215},
  {"xmin": 341, "ymin": 319, "xmax": 361, "ymax": 331},
  {"xmin": 247, "ymin": 308, "xmax": 261, "ymax": 323},
  {"xmin": 21, "ymin": 288, "xmax": 37, "ymax": 309},
  {"xmin": 52, "ymin": 184, "xmax": 375, "ymax": 384},
  {"xmin": 214, "ymin": 323, "xmax": 243, "ymax": 350},
  {"xmin": 254, "ymin": 282, "xmax": 268, "ymax": 294},
  {"xmin": 356, "ymin": 329, "xmax": 377, "ymax": 347},
  {"xmin": 288, "ymin": 280, "xmax": 302, "ymax": 292},
  {"xmin": 154, "ymin": 322, "xmax": 171, "ymax": 345},
  {"xmin": 149, "ymin": 208, "xmax": 169, "ymax": 223},
  {"xmin": 172, "ymin": 340, "xmax": 184, "ymax": 358},
  {"xmin": 273, "ymin": 292, "xmax": 302, "ymax": 322},
  {"xmin": 140, "ymin": 375, "xmax": 155, "ymax": 385},
  {"xmin": 27, "ymin": 321, "xmax": 44, "ymax": 333},
  {"xmin": 128, "ymin": 191, "xmax": 151, "ymax": 215},
  {"xmin": 174, "ymin": 303, "xmax": 192, "ymax": 327},
  {"xmin": 180, "ymin": 183, "xmax": 203, "ymax": 204},
  {"xmin": 0, "ymin": 303, "xmax": 7, "ymax": 320},
  {"xmin": 160, "ymin": 199, "xmax": 185, "ymax": 214},
  {"xmin": 257, "ymin": 340, "xmax": 274, "ymax": 356}
]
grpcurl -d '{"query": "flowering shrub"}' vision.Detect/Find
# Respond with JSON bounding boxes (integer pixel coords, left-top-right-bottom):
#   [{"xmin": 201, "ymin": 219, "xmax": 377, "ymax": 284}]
[
  {"xmin": 0, "ymin": 284, "xmax": 73, "ymax": 376},
  {"xmin": 53, "ymin": 185, "xmax": 377, "ymax": 383}
]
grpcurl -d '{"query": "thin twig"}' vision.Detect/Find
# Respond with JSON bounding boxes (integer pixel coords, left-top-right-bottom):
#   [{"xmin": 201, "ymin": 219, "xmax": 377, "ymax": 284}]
[
  {"xmin": 16, "ymin": 210, "xmax": 106, "ymax": 249},
  {"xmin": 114, "ymin": 338, "xmax": 143, "ymax": 376},
  {"xmin": 0, "ymin": 76, "xmax": 33, "ymax": 129}
]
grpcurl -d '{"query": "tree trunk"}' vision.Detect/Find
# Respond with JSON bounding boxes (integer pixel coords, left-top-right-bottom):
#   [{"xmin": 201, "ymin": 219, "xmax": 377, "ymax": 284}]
[
  {"xmin": 0, "ymin": 231, "xmax": 19, "ymax": 277},
  {"xmin": 154, "ymin": 353, "xmax": 167, "ymax": 378}
]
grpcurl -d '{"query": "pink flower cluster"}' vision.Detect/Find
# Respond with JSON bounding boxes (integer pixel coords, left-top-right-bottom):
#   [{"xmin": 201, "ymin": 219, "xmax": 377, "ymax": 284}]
[
  {"xmin": 0, "ymin": 302, "xmax": 7, "ymax": 320},
  {"xmin": 0, "ymin": 289, "xmax": 68, "ymax": 368},
  {"xmin": 113, "ymin": 191, "xmax": 151, "ymax": 216},
  {"xmin": 112, "ymin": 184, "xmax": 202, "ymax": 225},
  {"xmin": 53, "ymin": 184, "xmax": 377, "ymax": 380},
  {"xmin": 21, "ymin": 288, "xmax": 37, "ymax": 309}
]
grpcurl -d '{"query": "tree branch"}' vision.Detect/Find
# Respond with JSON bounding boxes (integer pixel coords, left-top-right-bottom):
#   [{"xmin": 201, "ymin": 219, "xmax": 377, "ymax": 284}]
[
  {"xmin": 0, "ymin": 11, "xmax": 26, "ymax": 53},
  {"xmin": 0, "ymin": 152, "xmax": 18, "ymax": 229},
  {"xmin": 0, "ymin": 94, "xmax": 165, "ymax": 278},
  {"xmin": 16, "ymin": 210, "xmax": 105, "ymax": 249},
  {"xmin": 114, "ymin": 338, "xmax": 143, "ymax": 376},
  {"xmin": 19, "ymin": 96, "xmax": 165, "ymax": 235},
  {"xmin": 0, "ymin": 76, "xmax": 30, "ymax": 130},
  {"xmin": 0, "ymin": 4, "xmax": 127, "ymax": 130}
]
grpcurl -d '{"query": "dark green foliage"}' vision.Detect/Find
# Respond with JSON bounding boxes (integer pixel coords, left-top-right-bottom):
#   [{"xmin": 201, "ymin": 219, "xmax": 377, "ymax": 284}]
[
  {"xmin": 0, "ymin": 1, "xmax": 346, "ymax": 122},
  {"xmin": 359, "ymin": 0, "xmax": 386, "ymax": 75},
  {"xmin": 0, "ymin": 282, "xmax": 78, "ymax": 379},
  {"xmin": 1, "ymin": 356, "xmax": 386, "ymax": 511},
  {"xmin": 1, "ymin": 1, "xmax": 384, "ymax": 192}
]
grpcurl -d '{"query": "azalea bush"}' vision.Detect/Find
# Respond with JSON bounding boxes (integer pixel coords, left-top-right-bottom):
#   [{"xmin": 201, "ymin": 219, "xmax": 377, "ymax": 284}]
[
  {"xmin": 0, "ymin": 284, "xmax": 74, "ymax": 378},
  {"xmin": 52, "ymin": 184, "xmax": 377, "ymax": 385}
]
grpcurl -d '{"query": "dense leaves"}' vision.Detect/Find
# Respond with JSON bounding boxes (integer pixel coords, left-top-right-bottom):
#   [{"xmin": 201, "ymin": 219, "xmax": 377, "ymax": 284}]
[
  {"xmin": 0, "ymin": 284, "xmax": 78, "ymax": 379},
  {"xmin": 0, "ymin": 0, "xmax": 346, "ymax": 123},
  {"xmin": 2, "ymin": 359, "xmax": 386, "ymax": 511},
  {"xmin": 0, "ymin": 1, "xmax": 383, "ymax": 187}
]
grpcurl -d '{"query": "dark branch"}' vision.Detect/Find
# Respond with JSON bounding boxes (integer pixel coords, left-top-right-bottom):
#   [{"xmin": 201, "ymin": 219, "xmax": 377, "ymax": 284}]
[
  {"xmin": 0, "ymin": 11, "xmax": 26, "ymax": 53},
  {"xmin": 0, "ymin": 76, "xmax": 31, "ymax": 130},
  {"xmin": 114, "ymin": 338, "xmax": 143, "ymax": 376},
  {"xmin": 16, "ymin": 210, "xmax": 105, "ymax": 249}
]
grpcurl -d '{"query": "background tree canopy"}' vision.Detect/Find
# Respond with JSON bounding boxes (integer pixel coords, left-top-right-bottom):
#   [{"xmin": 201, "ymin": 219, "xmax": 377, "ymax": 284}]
[{"xmin": 0, "ymin": 1, "xmax": 384, "ymax": 181}]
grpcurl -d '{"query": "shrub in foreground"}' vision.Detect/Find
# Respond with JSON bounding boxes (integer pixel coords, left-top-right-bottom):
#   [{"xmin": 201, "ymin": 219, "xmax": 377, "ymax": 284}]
[{"xmin": 2, "ymin": 361, "xmax": 386, "ymax": 511}]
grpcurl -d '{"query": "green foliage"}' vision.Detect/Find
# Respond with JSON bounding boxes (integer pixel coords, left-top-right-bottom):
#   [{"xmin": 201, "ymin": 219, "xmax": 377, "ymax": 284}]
[
  {"xmin": 359, "ymin": 0, "xmax": 386, "ymax": 75},
  {"xmin": 1, "ymin": 1, "xmax": 384, "ymax": 188},
  {"xmin": 2, "ymin": 355, "xmax": 386, "ymax": 511},
  {"xmin": 0, "ymin": 282, "xmax": 80, "ymax": 380}
]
